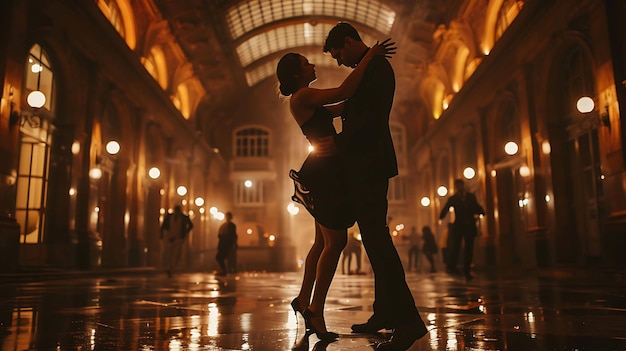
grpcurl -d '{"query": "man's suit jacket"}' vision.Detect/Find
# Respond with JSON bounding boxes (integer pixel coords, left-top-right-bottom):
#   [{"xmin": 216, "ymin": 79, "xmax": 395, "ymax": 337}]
[{"xmin": 334, "ymin": 54, "xmax": 398, "ymax": 180}]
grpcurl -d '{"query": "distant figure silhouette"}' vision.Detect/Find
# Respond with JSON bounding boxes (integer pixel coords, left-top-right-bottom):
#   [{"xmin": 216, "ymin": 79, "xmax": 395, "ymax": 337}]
[
  {"xmin": 439, "ymin": 179, "xmax": 485, "ymax": 280},
  {"xmin": 421, "ymin": 226, "xmax": 438, "ymax": 273},
  {"xmin": 406, "ymin": 227, "xmax": 421, "ymax": 271},
  {"xmin": 160, "ymin": 205, "xmax": 193, "ymax": 277},
  {"xmin": 216, "ymin": 212, "xmax": 237, "ymax": 276},
  {"xmin": 342, "ymin": 232, "xmax": 362, "ymax": 274}
]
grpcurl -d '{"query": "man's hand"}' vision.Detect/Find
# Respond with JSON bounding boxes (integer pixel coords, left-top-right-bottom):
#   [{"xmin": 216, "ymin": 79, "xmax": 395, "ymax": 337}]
[{"xmin": 313, "ymin": 136, "xmax": 337, "ymax": 157}]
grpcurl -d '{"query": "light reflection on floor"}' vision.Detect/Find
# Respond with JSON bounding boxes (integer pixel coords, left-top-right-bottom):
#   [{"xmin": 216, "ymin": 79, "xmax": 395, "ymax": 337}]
[{"xmin": 1, "ymin": 269, "xmax": 626, "ymax": 350}]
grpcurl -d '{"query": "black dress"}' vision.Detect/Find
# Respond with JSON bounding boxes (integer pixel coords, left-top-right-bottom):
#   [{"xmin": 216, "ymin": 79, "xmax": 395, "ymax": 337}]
[{"xmin": 290, "ymin": 106, "xmax": 355, "ymax": 230}]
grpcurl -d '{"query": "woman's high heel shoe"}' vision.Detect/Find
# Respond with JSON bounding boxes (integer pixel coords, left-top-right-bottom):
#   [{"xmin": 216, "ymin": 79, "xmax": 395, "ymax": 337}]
[
  {"xmin": 302, "ymin": 309, "xmax": 339, "ymax": 341},
  {"xmin": 291, "ymin": 298, "xmax": 312, "ymax": 330}
]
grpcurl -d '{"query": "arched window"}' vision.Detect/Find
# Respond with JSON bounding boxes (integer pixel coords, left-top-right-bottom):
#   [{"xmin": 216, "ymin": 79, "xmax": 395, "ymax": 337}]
[
  {"xmin": 141, "ymin": 46, "xmax": 168, "ymax": 89},
  {"xmin": 495, "ymin": 0, "xmax": 524, "ymax": 41},
  {"xmin": 561, "ymin": 46, "xmax": 594, "ymax": 122},
  {"xmin": 98, "ymin": 0, "xmax": 125, "ymax": 38},
  {"xmin": 235, "ymin": 127, "xmax": 270, "ymax": 157},
  {"xmin": 16, "ymin": 44, "xmax": 55, "ymax": 245},
  {"xmin": 96, "ymin": 0, "xmax": 137, "ymax": 49}
]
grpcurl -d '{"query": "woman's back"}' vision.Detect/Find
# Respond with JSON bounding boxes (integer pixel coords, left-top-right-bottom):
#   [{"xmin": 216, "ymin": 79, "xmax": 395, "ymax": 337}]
[{"xmin": 299, "ymin": 106, "xmax": 336, "ymax": 141}]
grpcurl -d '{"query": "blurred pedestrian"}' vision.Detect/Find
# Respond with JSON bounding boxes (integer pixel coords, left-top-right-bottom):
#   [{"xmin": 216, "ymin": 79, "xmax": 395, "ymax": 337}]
[
  {"xmin": 216, "ymin": 212, "xmax": 238, "ymax": 276},
  {"xmin": 439, "ymin": 179, "xmax": 485, "ymax": 280},
  {"xmin": 342, "ymin": 232, "xmax": 362, "ymax": 274},
  {"xmin": 160, "ymin": 205, "xmax": 193, "ymax": 277},
  {"xmin": 406, "ymin": 226, "xmax": 421, "ymax": 271},
  {"xmin": 421, "ymin": 226, "xmax": 438, "ymax": 273}
]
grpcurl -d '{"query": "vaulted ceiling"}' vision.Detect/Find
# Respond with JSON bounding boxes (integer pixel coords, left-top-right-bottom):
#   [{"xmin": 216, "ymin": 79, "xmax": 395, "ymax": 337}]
[{"xmin": 154, "ymin": 0, "xmax": 464, "ymax": 112}]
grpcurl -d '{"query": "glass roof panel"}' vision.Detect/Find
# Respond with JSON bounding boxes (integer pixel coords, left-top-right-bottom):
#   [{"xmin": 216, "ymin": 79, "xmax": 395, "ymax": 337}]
[
  {"xmin": 226, "ymin": 0, "xmax": 395, "ymax": 39},
  {"xmin": 245, "ymin": 50, "xmax": 340, "ymax": 86},
  {"xmin": 236, "ymin": 22, "xmax": 376, "ymax": 67}
]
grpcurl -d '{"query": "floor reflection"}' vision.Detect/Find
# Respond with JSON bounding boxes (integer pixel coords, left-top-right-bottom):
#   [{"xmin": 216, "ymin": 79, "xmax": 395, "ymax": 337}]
[{"xmin": 1, "ymin": 270, "xmax": 625, "ymax": 350}]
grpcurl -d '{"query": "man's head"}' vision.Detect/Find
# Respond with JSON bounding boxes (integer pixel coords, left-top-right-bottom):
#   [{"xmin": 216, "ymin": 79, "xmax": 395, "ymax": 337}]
[
  {"xmin": 225, "ymin": 212, "xmax": 233, "ymax": 221},
  {"xmin": 323, "ymin": 22, "xmax": 367, "ymax": 68},
  {"xmin": 454, "ymin": 179, "xmax": 465, "ymax": 193},
  {"xmin": 174, "ymin": 205, "xmax": 182, "ymax": 213}
]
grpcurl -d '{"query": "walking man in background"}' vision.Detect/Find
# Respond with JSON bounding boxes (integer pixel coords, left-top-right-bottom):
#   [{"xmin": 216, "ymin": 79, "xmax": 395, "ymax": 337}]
[
  {"xmin": 439, "ymin": 179, "xmax": 485, "ymax": 280},
  {"xmin": 161, "ymin": 205, "xmax": 193, "ymax": 277},
  {"xmin": 216, "ymin": 211, "xmax": 238, "ymax": 276}
]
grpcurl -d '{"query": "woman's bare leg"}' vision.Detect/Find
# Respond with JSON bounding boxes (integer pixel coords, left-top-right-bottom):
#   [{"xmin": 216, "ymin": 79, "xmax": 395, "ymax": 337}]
[
  {"xmin": 308, "ymin": 222, "xmax": 348, "ymax": 331},
  {"xmin": 295, "ymin": 221, "xmax": 324, "ymax": 309}
]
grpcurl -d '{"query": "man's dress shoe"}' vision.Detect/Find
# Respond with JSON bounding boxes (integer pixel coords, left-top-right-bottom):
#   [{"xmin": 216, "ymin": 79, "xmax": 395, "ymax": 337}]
[
  {"xmin": 376, "ymin": 322, "xmax": 428, "ymax": 350},
  {"xmin": 351, "ymin": 318, "xmax": 387, "ymax": 333}
]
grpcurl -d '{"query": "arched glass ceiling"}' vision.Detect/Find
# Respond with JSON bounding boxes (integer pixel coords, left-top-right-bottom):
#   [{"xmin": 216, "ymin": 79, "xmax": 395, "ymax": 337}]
[
  {"xmin": 227, "ymin": 0, "xmax": 395, "ymax": 86},
  {"xmin": 226, "ymin": 0, "xmax": 395, "ymax": 39},
  {"xmin": 237, "ymin": 22, "xmax": 376, "ymax": 67},
  {"xmin": 238, "ymin": 22, "xmax": 376, "ymax": 85},
  {"xmin": 246, "ymin": 50, "xmax": 339, "ymax": 86}
]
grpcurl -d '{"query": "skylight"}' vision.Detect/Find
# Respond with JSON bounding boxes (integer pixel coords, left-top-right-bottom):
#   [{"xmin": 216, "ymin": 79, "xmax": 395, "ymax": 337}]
[
  {"xmin": 226, "ymin": 0, "xmax": 395, "ymax": 39},
  {"xmin": 226, "ymin": 0, "xmax": 394, "ymax": 86}
]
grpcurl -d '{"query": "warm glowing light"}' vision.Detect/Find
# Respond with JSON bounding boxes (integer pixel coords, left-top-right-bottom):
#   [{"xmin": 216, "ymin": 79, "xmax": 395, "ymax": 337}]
[
  {"xmin": 545, "ymin": 195, "xmax": 551, "ymax": 202},
  {"xmin": 504, "ymin": 141, "xmax": 519, "ymax": 155},
  {"xmin": 491, "ymin": 169, "xmax": 497, "ymax": 177},
  {"xmin": 31, "ymin": 63, "xmax": 43, "ymax": 73},
  {"xmin": 71, "ymin": 141, "xmax": 81, "ymax": 155},
  {"xmin": 244, "ymin": 180, "xmax": 253, "ymax": 188},
  {"xmin": 463, "ymin": 167, "xmax": 476, "ymax": 180},
  {"xmin": 268, "ymin": 234, "xmax": 276, "ymax": 241},
  {"xmin": 195, "ymin": 197, "xmax": 205, "ymax": 206},
  {"xmin": 541, "ymin": 140, "xmax": 551, "ymax": 155},
  {"xmin": 69, "ymin": 188, "xmax": 76, "ymax": 196},
  {"xmin": 177, "ymin": 185, "xmax": 187, "ymax": 196},
  {"xmin": 519, "ymin": 165, "xmax": 530, "ymax": 177},
  {"xmin": 210, "ymin": 207, "xmax": 218, "ymax": 215},
  {"xmin": 199, "ymin": 207, "xmax": 205, "ymax": 214},
  {"xmin": 89, "ymin": 168, "xmax": 102, "ymax": 179},
  {"xmin": 246, "ymin": 228, "xmax": 253, "ymax": 235},
  {"xmin": 420, "ymin": 196, "xmax": 431, "ymax": 207},
  {"xmin": 148, "ymin": 167, "xmax": 160, "ymax": 179},
  {"xmin": 437, "ymin": 186, "xmax": 448, "ymax": 197},
  {"xmin": 395, "ymin": 223, "xmax": 404, "ymax": 231},
  {"xmin": 214, "ymin": 212, "xmax": 225, "ymax": 221},
  {"xmin": 308, "ymin": 145, "xmax": 314, "ymax": 152},
  {"xmin": 27, "ymin": 90, "xmax": 46, "ymax": 108},
  {"xmin": 576, "ymin": 96, "xmax": 594, "ymax": 113},
  {"xmin": 105, "ymin": 141, "xmax": 120, "ymax": 155},
  {"xmin": 287, "ymin": 202, "xmax": 300, "ymax": 215}
]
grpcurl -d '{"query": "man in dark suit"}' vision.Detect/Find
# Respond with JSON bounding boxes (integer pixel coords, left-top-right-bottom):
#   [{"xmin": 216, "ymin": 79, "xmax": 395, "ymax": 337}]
[
  {"xmin": 160, "ymin": 205, "xmax": 193, "ymax": 277},
  {"xmin": 439, "ymin": 179, "xmax": 485, "ymax": 280},
  {"xmin": 317, "ymin": 22, "xmax": 428, "ymax": 351}
]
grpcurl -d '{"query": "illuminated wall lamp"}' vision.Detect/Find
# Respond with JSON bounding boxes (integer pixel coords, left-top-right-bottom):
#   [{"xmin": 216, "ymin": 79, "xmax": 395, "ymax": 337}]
[
  {"xmin": 9, "ymin": 90, "xmax": 46, "ymax": 127},
  {"xmin": 577, "ymin": 96, "xmax": 610, "ymax": 129}
]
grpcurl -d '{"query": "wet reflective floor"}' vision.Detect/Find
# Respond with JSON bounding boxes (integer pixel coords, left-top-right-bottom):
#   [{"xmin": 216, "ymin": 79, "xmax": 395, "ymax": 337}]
[{"xmin": 1, "ymin": 268, "xmax": 626, "ymax": 351}]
